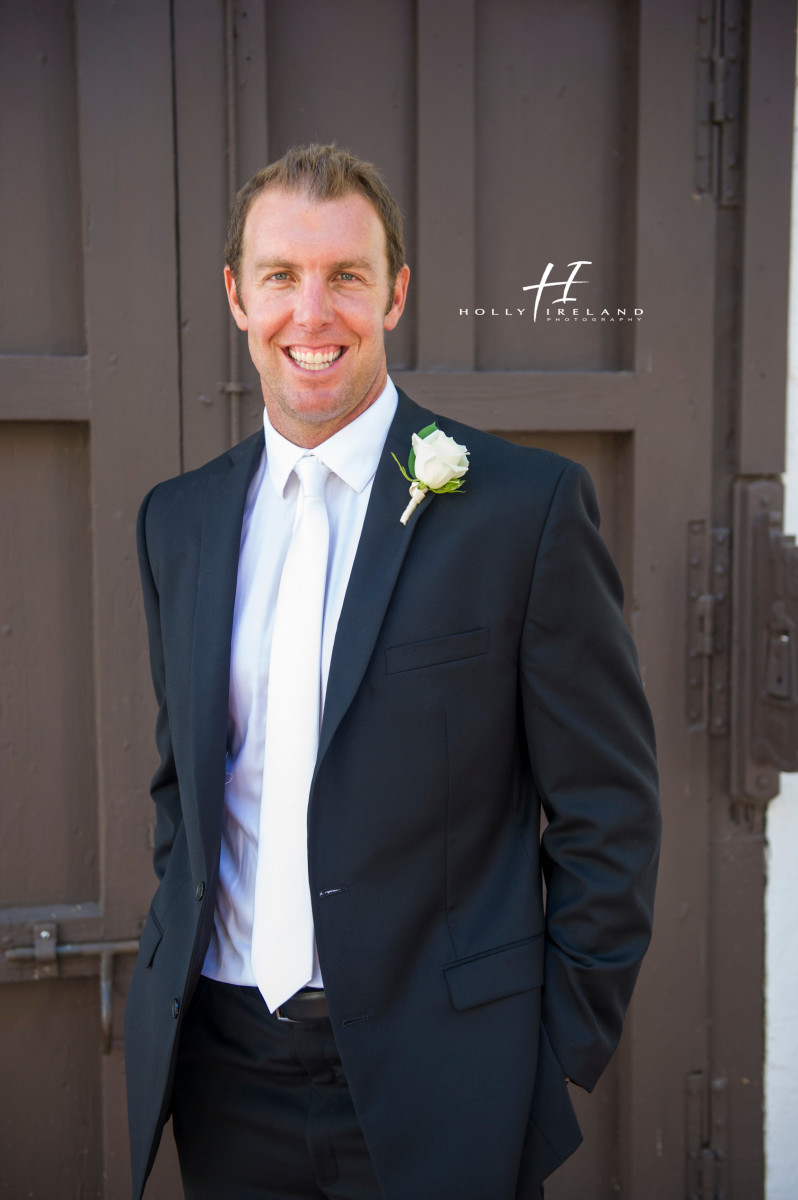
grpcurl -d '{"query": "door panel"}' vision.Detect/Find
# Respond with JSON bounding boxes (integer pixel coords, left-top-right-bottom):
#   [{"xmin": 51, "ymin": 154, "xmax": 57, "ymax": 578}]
[
  {"xmin": 0, "ymin": 1, "xmax": 84, "ymax": 355},
  {"xmin": 474, "ymin": 0, "xmax": 637, "ymax": 372},
  {"xmin": 0, "ymin": 422, "xmax": 98, "ymax": 907}
]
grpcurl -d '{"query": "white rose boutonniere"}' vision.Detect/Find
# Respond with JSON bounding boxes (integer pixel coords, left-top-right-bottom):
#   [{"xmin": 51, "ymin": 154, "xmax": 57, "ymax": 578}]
[{"xmin": 392, "ymin": 422, "xmax": 470, "ymax": 525}]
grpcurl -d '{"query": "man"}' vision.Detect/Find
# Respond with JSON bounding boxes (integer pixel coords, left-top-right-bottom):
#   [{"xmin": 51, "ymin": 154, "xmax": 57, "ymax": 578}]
[{"xmin": 125, "ymin": 143, "xmax": 660, "ymax": 1200}]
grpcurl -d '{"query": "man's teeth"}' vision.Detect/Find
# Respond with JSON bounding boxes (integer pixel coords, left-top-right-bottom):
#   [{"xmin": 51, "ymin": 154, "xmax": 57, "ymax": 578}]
[{"xmin": 288, "ymin": 348, "xmax": 343, "ymax": 370}]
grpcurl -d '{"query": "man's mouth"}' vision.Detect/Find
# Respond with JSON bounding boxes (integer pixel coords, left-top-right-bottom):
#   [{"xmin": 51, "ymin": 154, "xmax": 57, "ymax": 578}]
[{"xmin": 286, "ymin": 346, "xmax": 345, "ymax": 372}]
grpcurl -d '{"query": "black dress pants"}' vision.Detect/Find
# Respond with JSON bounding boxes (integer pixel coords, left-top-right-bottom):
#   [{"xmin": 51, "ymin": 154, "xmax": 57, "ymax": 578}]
[{"xmin": 171, "ymin": 978, "xmax": 383, "ymax": 1200}]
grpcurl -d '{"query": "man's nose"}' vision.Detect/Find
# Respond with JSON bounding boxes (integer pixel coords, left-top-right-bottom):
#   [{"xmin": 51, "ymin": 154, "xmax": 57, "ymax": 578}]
[{"xmin": 293, "ymin": 278, "xmax": 333, "ymax": 329}]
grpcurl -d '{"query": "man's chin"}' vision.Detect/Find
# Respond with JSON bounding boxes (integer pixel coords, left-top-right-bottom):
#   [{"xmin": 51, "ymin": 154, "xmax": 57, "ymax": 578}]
[{"xmin": 261, "ymin": 390, "xmax": 360, "ymax": 445}]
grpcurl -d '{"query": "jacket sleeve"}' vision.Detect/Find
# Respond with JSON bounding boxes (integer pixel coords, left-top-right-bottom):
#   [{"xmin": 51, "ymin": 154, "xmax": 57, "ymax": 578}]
[
  {"xmin": 520, "ymin": 460, "xmax": 661, "ymax": 1091},
  {"xmin": 137, "ymin": 485, "xmax": 183, "ymax": 882}
]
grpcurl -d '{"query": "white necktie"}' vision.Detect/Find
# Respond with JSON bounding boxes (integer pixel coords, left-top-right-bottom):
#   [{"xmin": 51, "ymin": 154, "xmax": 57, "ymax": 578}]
[{"xmin": 251, "ymin": 454, "xmax": 331, "ymax": 1011}]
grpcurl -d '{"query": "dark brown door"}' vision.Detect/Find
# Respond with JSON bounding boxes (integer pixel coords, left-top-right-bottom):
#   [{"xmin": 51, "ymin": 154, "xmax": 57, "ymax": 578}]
[
  {"xmin": 0, "ymin": 2, "xmax": 182, "ymax": 1195},
  {"xmin": 1, "ymin": 2, "xmax": 794, "ymax": 1196}
]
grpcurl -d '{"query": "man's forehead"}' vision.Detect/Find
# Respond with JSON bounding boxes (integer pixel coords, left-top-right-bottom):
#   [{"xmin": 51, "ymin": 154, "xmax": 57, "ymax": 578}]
[
  {"xmin": 242, "ymin": 186, "xmax": 386, "ymax": 258},
  {"xmin": 247, "ymin": 186, "xmax": 379, "ymax": 230}
]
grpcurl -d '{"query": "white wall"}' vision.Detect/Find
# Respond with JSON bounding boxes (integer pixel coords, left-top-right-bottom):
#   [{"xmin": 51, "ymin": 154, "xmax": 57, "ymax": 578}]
[{"xmin": 764, "ymin": 58, "xmax": 798, "ymax": 1200}]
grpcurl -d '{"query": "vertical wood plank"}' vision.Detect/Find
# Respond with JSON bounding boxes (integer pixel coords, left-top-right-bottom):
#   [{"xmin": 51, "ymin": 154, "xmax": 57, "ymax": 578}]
[
  {"xmin": 618, "ymin": 1, "xmax": 716, "ymax": 1196},
  {"xmin": 416, "ymin": 0, "xmax": 476, "ymax": 370},
  {"xmin": 74, "ymin": 0, "xmax": 181, "ymax": 918},
  {"xmin": 236, "ymin": 0, "xmax": 269, "ymax": 183},
  {"xmin": 738, "ymin": 0, "xmax": 795, "ymax": 475},
  {"xmin": 73, "ymin": 0, "xmax": 181, "ymax": 1190},
  {"xmin": 173, "ymin": 0, "xmax": 230, "ymax": 469},
  {"xmin": 233, "ymin": 0, "xmax": 270, "ymax": 441}
]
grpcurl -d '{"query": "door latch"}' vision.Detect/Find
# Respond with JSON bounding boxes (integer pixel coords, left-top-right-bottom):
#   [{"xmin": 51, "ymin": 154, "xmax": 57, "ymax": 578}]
[{"xmin": 5, "ymin": 923, "xmax": 139, "ymax": 1053}]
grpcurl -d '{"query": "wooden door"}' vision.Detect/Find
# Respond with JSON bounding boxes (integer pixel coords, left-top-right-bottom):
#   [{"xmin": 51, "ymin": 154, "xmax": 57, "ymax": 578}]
[
  {"xmin": 0, "ymin": 2, "xmax": 182, "ymax": 1195},
  {"xmin": 1, "ymin": 2, "xmax": 794, "ymax": 1196}
]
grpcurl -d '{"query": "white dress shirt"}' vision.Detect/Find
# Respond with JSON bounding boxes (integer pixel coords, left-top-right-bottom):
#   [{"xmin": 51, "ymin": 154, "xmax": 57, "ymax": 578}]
[{"xmin": 202, "ymin": 376, "xmax": 398, "ymax": 987}]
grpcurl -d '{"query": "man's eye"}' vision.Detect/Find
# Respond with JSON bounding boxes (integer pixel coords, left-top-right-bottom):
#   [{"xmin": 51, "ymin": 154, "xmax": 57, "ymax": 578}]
[
  {"xmin": 338, "ymin": 272, "xmax": 357, "ymax": 282},
  {"xmin": 268, "ymin": 271, "xmax": 290, "ymax": 281}
]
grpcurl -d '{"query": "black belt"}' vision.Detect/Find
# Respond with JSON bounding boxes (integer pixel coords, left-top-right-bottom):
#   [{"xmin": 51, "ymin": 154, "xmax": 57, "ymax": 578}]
[{"xmin": 274, "ymin": 987, "xmax": 329, "ymax": 1023}]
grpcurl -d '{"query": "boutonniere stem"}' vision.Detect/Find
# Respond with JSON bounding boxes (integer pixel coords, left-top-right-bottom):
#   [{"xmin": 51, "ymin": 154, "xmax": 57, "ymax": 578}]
[
  {"xmin": 392, "ymin": 423, "xmax": 470, "ymax": 526},
  {"xmin": 400, "ymin": 481, "xmax": 428, "ymax": 525}
]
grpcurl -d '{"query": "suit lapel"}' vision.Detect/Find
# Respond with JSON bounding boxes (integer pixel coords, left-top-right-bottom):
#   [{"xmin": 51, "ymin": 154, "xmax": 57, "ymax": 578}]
[
  {"xmin": 189, "ymin": 430, "xmax": 265, "ymax": 874},
  {"xmin": 315, "ymin": 390, "xmax": 436, "ymax": 775}
]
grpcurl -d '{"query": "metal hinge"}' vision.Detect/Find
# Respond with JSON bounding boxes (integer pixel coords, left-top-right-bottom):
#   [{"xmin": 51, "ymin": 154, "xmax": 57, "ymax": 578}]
[
  {"xmin": 5, "ymin": 923, "xmax": 139, "ymax": 1053},
  {"xmin": 695, "ymin": 0, "xmax": 744, "ymax": 205},
  {"xmin": 686, "ymin": 1071, "xmax": 728, "ymax": 1199},
  {"xmin": 686, "ymin": 522, "xmax": 731, "ymax": 732},
  {"xmin": 731, "ymin": 480, "xmax": 798, "ymax": 803}
]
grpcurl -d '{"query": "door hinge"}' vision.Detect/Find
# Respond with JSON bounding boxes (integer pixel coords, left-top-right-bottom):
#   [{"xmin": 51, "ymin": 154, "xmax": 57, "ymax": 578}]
[
  {"xmin": 5, "ymin": 923, "xmax": 139, "ymax": 1053},
  {"xmin": 686, "ymin": 1071, "xmax": 728, "ymax": 1199},
  {"xmin": 731, "ymin": 480, "xmax": 798, "ymax": 803},
  {"xmin": 686, "ymin": 522, "xmax": 731, "ymax": 732},
  {"xmin": 695, "ymin": 0, "xmax": 744, "ymax": 205}
]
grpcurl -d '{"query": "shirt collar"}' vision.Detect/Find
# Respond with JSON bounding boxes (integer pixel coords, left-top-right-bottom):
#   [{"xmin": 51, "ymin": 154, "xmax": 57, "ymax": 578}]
[{"xmin": 262, "ymin": 376, "xmax": 398, "ymax": 498}]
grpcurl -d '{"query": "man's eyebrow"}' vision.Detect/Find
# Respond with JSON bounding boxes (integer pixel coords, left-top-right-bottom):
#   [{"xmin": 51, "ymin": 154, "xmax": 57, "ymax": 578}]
[
  {"xmin": 330, "ymin": 258, "xmax": 374, "ymax": 272},
  {"xmin": 253, "ymin": 258, "xmax": 298, "ymax": 272},
  {"xmin": 252, "ymin": 257, "xmax": 376, "ymax": 273}
]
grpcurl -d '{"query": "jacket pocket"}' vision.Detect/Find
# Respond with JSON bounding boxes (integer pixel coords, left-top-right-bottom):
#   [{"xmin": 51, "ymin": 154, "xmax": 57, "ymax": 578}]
[
  {"xmin": 137, "ymin": 906, "xmax": 164, "ymax": 969},
  {"xmin": 385, "ymin": 627, "xmax": 490, "ymax": 674},
  {"xmin": 442, "ymin": 933, "xmax": 544, "ymax": 1011}
]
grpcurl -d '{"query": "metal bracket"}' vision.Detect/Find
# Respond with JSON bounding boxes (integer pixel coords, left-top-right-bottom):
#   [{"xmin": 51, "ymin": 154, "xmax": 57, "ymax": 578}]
[
  {"xmin": 686, "ymin": 523, "xmax": 731, "ymax": 732},
  {"xmin": 709, "ymin": 528, "xmax": 731, "ymax": 736},
  {"xmin": 695, "ymin": 0, "xmax": 743, "ymax": 205},
  {"xmin": 6, "ymin": 928, "xmax": 139, "ymax": 1053},
  {"xmin": 731, "ymin": 480, "xmax": 798, "ymax": 803},
  {"xmin": 687, "ymin": 520, "xmax": 710, "ymax": 728},
  {"xmin": 686, "ymin": 1071, "xmax": 728, "ymax": 1199},
  {"xmin": 31, "ymin": 922, "xmax": 58, "ymax": 977}
]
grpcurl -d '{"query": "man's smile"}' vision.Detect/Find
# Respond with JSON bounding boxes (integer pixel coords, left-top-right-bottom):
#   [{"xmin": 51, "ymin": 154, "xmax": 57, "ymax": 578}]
[{"xmin": 285, "ymin": 346, "xmax": 346, "ymax": 372}]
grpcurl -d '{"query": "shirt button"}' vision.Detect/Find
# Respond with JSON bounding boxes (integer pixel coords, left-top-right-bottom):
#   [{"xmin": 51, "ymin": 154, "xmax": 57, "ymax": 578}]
[
  {"xmin": 172, "ymin": 998, "xmax": 180, "ymax": 1019},
  {"xmin": 195, "ymin": 881, "xmax": 205, "ymax": 901}
]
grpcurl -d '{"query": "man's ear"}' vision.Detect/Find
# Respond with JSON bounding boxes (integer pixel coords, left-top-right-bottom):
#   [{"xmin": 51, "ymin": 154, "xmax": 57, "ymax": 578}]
[
  {"xmin": 224, "ymin": 265, "xmax": 249, "ymax": 331},
  {"xmin": 384, "ymin": 264, "xmax": 410, "ymax": 331}
]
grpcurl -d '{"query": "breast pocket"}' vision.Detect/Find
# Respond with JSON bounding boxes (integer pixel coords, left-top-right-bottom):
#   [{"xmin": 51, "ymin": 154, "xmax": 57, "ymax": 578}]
[{"xmin": 385, "ymin": 627, "xmax": 490, "ymax": 674}]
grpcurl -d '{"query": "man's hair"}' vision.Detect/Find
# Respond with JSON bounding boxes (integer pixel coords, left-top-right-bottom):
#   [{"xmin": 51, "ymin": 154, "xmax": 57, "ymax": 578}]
[{"xmin": 224, "ymin": 143, "xmax": 406, "ymax": 295}]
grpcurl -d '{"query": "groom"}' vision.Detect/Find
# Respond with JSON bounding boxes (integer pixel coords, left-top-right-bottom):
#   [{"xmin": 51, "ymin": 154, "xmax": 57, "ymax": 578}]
[{"xmin": 125, "ymin": 143, "xmax": 660, "ymax": 1200}]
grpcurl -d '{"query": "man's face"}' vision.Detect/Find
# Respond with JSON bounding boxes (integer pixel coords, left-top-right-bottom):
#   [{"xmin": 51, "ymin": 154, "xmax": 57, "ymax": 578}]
[{"xmin": 225, "ymin": 187, "xmax": 409, "ymax": 447}]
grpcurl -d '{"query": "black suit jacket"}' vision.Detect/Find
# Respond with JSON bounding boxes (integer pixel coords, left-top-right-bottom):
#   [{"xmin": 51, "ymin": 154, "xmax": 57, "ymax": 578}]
[{"xmin": 124, "ymin": 388, "xmax": 660, "ymax": 1199}]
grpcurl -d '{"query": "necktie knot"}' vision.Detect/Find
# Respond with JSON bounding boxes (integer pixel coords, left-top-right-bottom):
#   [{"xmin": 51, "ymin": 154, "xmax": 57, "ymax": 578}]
[{"xmin": 294, "ymin": 455, "xmax": 330, "ymax": 499}]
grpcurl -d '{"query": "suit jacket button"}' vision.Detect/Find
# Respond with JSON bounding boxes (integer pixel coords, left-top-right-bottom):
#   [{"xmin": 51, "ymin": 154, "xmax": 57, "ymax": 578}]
[
  {"xmin": 172, "ymin": 998, "xmax": 180, "ymax": 1019},
  {"xmin": 195, "ymin": 881, "xmax": 205, "ymax": 901}
]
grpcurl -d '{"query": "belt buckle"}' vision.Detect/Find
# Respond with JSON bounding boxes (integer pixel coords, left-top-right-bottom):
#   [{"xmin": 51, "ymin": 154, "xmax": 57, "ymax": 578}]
[{"xmin": 273, "ymin": 987, "xmax": 328, "ymax": 1023}]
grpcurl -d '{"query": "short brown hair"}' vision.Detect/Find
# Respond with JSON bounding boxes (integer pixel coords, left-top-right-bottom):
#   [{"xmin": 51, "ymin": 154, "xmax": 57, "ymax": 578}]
[{"xmin": 225, "ymin": 143, "xmax": 406, "ymax": 294}]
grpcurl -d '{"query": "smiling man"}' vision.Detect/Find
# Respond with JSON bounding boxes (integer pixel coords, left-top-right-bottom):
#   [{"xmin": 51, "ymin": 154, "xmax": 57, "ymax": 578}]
[
  {"xmin": 224, "ymin": 186, "xmax": 408, "ymax": 447},
  {"xmin": 125, "ymin": 144, "xmax": 660, "ymax": 1200}
]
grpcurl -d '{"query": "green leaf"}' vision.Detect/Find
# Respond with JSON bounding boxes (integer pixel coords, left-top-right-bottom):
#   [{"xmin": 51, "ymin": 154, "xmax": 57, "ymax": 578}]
[
  {"xmin": 391, "ymin": 452, "xmax": 415, "ymax": 483},
  {"xmin": 408, "ymin": 448, "xmax": 416, "ymax": 477},
  {"xmin": 417, "ymin": 422, "xmax": 438, "ymax": 440},
  {"xmin": 431, "ymin": 480, "xmax": 466, "ymax": 494}
]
